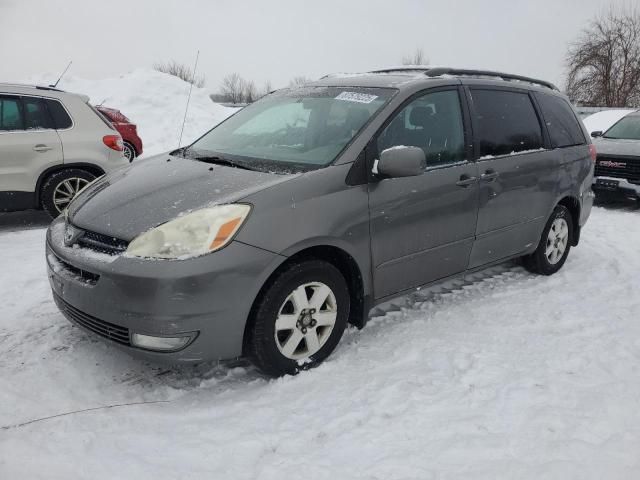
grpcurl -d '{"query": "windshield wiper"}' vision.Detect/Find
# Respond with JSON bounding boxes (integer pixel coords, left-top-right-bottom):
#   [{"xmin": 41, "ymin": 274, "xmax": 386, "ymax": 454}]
[{"xmin": 182, "ymin": 149, "xmax": 259, "ymax": 171}]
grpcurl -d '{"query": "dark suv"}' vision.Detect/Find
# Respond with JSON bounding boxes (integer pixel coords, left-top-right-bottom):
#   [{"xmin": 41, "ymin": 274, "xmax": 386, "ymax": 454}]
[
  {"xmin": 591, "ymin": 111, "xmax": 640, "ymax": 202},
  {"xmin": 48, "ymin": 67, "xmax": 594, "ymax": 376}
]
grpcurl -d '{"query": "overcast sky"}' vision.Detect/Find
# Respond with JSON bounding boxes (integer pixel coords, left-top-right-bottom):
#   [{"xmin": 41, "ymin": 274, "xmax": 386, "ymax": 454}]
[{"xmin": 0, "ymin": 0, "xmax": 631, "ymax": 92}]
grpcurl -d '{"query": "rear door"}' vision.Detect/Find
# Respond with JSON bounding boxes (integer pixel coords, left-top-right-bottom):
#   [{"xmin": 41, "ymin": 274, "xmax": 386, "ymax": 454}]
[
  {"xmin": 0, "ymin": 95, "xmax": 63, "ymax": 195},
  {"xmin": 465, "ymin": 87, "xmax": 558, "ymax": 268},
  {"xmin": 368, "ymin": 87, "xmax": 480, "ymax": 299}
]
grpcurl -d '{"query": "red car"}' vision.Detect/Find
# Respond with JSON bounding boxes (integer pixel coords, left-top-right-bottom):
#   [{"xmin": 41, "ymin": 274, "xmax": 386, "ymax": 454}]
[{"xmin": 96, "ymin": 106, "xmax": 143, "ymax": 161}]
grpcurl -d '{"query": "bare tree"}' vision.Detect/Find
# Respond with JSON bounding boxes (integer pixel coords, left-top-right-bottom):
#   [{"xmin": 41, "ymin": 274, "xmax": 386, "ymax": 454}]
[
  {"xmin": 289, "ymin": 76, "xmax": 312, "ymax": 87},
  {"xmin": 259, "ymin": 80, "xmax": 273, "ymax": 99},
  {"xmin": 153, "ymin": 60, "xmax": 205, "ymax": 87},
  {"xmin": 566, "ymin": 7, "xmax": 640, "ymax": 107},
  {"xmin": 402, "ymin": 48, "xmax": 428, "ymax": 66},
  {"xmin": 241, "ymin": 79, "xmax": 258, "ymax": 103},
  {"xmin": 220, "ymin": 73, "xmax": 244, "ymax": 104}
]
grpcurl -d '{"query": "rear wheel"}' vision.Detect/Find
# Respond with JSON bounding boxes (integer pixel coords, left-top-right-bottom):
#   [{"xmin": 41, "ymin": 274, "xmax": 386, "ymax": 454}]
[
  {"xmin": 523, "ymin": 205, "xmax": 573, "ymax": 275},
  {"xmin": 123, "ymin": 142, "xmax": 136, "ymax": 162},
  {"xmin": 40, "ymin": 169, "xmax": 96, "ymax": 217},
  {"xmin": 246, "ymin": 259, "xmax": 350, "ymax": 377}
]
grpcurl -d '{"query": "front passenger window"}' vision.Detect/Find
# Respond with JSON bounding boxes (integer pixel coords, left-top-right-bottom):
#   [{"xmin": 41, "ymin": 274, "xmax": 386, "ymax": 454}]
[
  {"xmin": 377, "ymin": 90, "xmax": 466, "ymax": 168},
  {"xmin": 0, "ymin": 98, "xmax": 23, "ymax": 131}
]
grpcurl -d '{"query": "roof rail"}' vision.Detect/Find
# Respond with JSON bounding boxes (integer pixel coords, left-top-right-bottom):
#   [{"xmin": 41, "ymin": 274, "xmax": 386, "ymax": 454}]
[
  {"xmin": 369, "ymin": 66, "xmax": 431, "ymax": 74},
  {"xmin": 424, "ymin": 68, "xmax": 558, "ymax": 91},
  {"xmin": 0, "ymin": 82, "xmax": 64, "ymax": 92}
]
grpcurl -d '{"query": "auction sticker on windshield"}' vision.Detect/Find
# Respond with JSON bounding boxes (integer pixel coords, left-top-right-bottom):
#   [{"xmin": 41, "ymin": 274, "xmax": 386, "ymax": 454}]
[{"xmin": 335, "ymin": 91, "xmax": 379, "ymax": 103}]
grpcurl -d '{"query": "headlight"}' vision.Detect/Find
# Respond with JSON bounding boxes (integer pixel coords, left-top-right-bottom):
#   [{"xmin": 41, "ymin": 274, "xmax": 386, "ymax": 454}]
[{"xmin": 125, "ymin": 204, "xmax": 251, "ymax": 259}]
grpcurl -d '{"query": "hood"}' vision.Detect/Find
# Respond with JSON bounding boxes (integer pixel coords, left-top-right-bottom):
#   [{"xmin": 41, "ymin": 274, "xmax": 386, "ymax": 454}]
[
  {"xmin": 68, "ymin": 153, "xmax": 298, "ymax": 241},
  {"xmin": 593, "ymin": 137, "xmax": 640, "ymax": 157}
]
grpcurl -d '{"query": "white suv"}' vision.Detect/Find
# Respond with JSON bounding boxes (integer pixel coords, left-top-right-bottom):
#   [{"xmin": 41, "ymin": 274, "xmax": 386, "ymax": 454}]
[{"xmin": 0, "ymin": 83, "xmax": 129, "ymax": 217}]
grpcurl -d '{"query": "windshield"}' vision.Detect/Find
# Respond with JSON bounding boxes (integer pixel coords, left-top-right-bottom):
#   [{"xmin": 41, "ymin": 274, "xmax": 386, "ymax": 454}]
[
  {"xmin": 604, "ymin": 115, "xmax": 640, "ymax": 140},
  {"xmin": 188, "ymin": 86, "xmax": 395, "ymax": 171}
]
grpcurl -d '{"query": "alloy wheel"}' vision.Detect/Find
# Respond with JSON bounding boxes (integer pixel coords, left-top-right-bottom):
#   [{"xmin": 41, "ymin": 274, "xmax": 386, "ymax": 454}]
[
  {"xmin": 545, "ymin": 217, "xmax": 569, "ymax": 265},
  {"xmin": 274, "ymin": 282, "xmax": 338, "ymax": 360},
  {"xmin": 52, "ymin": 177, "xmax": 90, "ymax": 213},
  {"xmin": 124, "ymin": 143, "xmax": 135, "ymax": 161}
]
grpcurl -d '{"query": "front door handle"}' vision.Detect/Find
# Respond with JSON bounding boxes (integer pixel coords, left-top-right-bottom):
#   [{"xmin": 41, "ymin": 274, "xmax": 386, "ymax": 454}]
[
  {"xmin": 33, "ymin": 144, "xmax": 53, "ymax": 152},
  {"xmin": 456, "ymin": 174, "xmax": 478, "ymax": 187},
  {"xmin": 480, "ymin": 170, "xmax": 499, "ymax": 182}
]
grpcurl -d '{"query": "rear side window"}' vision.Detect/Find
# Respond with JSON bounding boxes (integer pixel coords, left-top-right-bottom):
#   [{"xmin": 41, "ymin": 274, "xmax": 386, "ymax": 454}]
[
  {"xmin": 45, "ymin": 99, "xmax": 73, "ymax": 129},
  {"xmin": 470, "ymin": 89, "xmax": 543, "ymax": 157},
  {"xmin": 535, "ymin": 93, "xmax": 585, "ymax": 147},
  {"xmin": 23, "ymin": 97, "xmax": 53, "ymax": 130},
  {"xmin": 0, "ymin": 97, "xmax": 23, "ymax": 130}
]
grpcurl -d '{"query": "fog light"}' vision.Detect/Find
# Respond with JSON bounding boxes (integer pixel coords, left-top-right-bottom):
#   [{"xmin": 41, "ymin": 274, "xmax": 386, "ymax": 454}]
[{"xmin": 131, "ymin": 333, "xmax": 194, "ymax": 352}]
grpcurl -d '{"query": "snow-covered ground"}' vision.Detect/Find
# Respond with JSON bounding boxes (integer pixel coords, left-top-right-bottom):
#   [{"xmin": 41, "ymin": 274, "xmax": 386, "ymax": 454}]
[
  {"xmin": 1, "ymin": 204, "xmax": 640, "ymax": 479},
  {"xmin": 27, "ymin": 69, "xmax": 237, "ymax": 156}
]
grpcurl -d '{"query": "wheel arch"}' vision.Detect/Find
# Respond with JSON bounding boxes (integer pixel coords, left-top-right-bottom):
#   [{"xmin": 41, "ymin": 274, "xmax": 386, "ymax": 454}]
[
  {"xmin": 556, "ymin": 195, "xmax": 581, "ymax": 246},
  {"xmin": 35, "ymin": 163, "xmax": 105, "ymax": 205},
  {"xmin": 242, "ymin": 243, "xmax": 368, "ymax": 355}
]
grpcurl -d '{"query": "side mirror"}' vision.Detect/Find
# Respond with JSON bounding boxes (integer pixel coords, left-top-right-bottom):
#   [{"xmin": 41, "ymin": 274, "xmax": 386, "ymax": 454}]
[
  {"xmin": 591, "ymin": 131, "xmax": 603, "ymax": 138},
  {"xmin": 376, "ymin": 146, "xmax": 425, "ymax": 178}
]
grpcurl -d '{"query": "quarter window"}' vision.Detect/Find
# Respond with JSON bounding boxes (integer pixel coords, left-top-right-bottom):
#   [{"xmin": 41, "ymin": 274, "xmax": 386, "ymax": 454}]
[
  {"xmin": 377, "ymin": 89, "xmax": 466, "ymax": 167},
  {"xmin": 45, "ymin": 99, "xmax": 73, "ymax": 129},
  {"xmin": 535, "ymin": 93, "xmax": 585, "ymax": 147},
  {"xmin": 470, "ymin": 89, "xmax": 543, "ymax": 157},
  {"xmin": 0, "ymin": 97, "xmax": 23, "ymax": 131}
]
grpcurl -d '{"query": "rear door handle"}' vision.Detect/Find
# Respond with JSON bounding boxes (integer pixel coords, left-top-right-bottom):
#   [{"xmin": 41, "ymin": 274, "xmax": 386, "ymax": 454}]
[
  {"xmin": 456, "ymin": 174, "xmax": 478, "ymax": 187},
  {"xmin": 33, "ymin": 144, "xmax": 53, "ymax": 152},
  {"xmin": 480, "ymin": 170, "xmax": 499, "ymax": 182}
]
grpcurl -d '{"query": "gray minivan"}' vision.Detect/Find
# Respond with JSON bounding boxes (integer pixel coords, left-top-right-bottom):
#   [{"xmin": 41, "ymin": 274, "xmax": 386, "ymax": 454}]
[{"xmin": 47, "ymin": 68, "xmax": 594, "ymax": 376}]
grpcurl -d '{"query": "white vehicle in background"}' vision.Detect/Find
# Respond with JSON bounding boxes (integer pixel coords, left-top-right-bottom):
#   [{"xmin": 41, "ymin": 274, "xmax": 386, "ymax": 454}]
[
  {"xmin": 0, "ymin": 83, "xmax": 128, "ymax": 217},
  {"xmin": 582, "ymin": 109, "xmax": 636, "ymax": 136}
]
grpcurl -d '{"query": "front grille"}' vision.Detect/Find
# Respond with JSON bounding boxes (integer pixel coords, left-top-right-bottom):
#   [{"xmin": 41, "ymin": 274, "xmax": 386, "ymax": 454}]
[
  {"xmin": 54, "ymin": 293, "xmax": 131, "ymax": 346},
  {"xmin": 76, "ymin": 229, "xmax": 128, "ymax": 255},
  {"xmin": 595, "ymin": 155, "xmax": 640, "ymax": 183}
]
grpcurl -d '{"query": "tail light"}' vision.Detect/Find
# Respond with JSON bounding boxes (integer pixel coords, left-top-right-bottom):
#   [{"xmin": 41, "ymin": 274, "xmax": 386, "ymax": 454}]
[
  {"xmin": 103, "ymin": 135, "xmax": 124, "ymax": 152},
  {"xmin": 588, "ymin": 144, "xmax": 597, "ymax": 162}
]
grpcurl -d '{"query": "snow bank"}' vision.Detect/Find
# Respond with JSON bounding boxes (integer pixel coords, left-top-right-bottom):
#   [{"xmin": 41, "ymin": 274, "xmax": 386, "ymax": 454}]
[
  {"xmin": 3, "ymin": 207, "xmax": 640, "ymax": 478},
  {"xmin": 27, "ymin": 69, "xmax": 236, "ymax": 157},
  {"xmin": 582, "ymin": 109, "xmax": 635, "ymax": 135}
]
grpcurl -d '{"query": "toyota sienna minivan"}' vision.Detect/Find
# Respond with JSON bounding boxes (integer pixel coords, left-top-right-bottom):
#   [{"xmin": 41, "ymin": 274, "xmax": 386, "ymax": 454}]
[{"xmin": 47, "ymin": 67, "xmax": 594, "ymax": 376}]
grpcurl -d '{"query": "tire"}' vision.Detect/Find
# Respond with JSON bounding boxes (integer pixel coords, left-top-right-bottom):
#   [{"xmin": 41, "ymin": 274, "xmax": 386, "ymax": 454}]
[
  {"xmin": 523, "ymin": 205, "xmax": 573, "ymax": 275},
  {"xmin": 246, "ymin": 259, "xmax": 350, "ymax": 377},
  {"xmin": 40, "ymin": 169, "xmax": 96, "ymax": 218},
  {"xmin": 123, "ymin": 142, "xmax": 136, "ymax": 162}
]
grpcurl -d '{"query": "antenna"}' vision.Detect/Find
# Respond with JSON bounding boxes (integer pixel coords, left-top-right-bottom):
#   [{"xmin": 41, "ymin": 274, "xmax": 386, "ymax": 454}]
[
  {"xmin": 178, "ymin": 50, "xmax": 200, "ymax": 147},
  {"xmin": 50, "ymin": 61, "xmax": 72, "ymax": 88}
]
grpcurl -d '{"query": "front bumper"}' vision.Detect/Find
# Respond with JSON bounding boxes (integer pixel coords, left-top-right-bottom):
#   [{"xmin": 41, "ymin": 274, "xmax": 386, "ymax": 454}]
[
  {"xmin": 46, "ymin": 217, "xmax": 284, "ymax": 363},
  {"xmin": 592, "ymin": 176, "xmax": 640, "ymax": 200}
]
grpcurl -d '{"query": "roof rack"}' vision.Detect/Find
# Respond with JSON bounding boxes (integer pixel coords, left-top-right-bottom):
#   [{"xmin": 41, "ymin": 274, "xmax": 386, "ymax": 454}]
[
  {"xmin": 369, "ymin": 66, "xmax": 431, "ymax": 74},
  {"xmin": 424, "ymin": 68, "xmax": 558, "ymax": 91},
  {"xmin": 365, "ymin": 66, "xmax": 558, "ymax": 90},
  {"xmin": 0, "ymin": 82, "xmax": 64, "ymax": 92}
]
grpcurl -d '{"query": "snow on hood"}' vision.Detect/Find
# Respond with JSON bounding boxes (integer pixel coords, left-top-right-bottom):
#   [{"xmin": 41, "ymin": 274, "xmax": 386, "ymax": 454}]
[
  {"xmin": 26, "ymin": 69, "xmax": 237, "ymax": 156},
  {"xmin": 68, "ymin": 154, "xmax": 298, "ymax": 241}
]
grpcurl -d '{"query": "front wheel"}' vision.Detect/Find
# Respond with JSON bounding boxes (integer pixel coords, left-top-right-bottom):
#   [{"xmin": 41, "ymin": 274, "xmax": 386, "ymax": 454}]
[
  {"xmin": 245, "ymin": 259, "xmax": 350, "ymax": 377},
  {"xmin": 523, "ymin": 205, "xmax": 573, "ymax": 275}
]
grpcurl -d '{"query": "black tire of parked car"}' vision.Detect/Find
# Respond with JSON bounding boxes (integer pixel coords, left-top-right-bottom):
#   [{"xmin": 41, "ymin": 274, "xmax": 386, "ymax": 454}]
[
  {"xmin": 123, "ymin": 142, "xmax": 137, "ymax": 162},
  {"xmin": 523, "ymin": 204, "xmax": 574, "ymax": 275},
  {"xmin": 245, "ymin": 259, "xmax": 350, "ymax": 377},
  {"xmin": 40, "ymin": 169, "xmax": 97, "ymax": 218}
]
